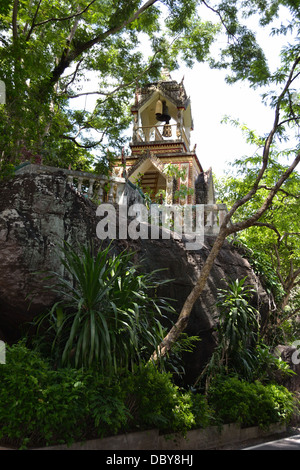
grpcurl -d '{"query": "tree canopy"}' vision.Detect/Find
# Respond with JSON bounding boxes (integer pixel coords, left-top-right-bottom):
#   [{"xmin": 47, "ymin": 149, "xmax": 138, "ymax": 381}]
[
  {"xmin": 0, "ymin": 0, "xmax": 217, "ymax": 169},
  {"xmin": 1, "ymin": 0, "xmax": 299, "ymax": 172}
]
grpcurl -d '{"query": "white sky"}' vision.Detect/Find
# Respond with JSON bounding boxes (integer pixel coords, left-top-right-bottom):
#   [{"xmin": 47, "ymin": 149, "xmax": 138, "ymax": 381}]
[
  {"xmin": 171, "ymin": 63, "xmax": 272, "ymax": 177},
  {"xmin": 74, "ymin": 5, "xmax": 295, "ymax": 178},
  {"xmin": 169, "ymin": 7, "xmax": 294, "ymax": 178}
]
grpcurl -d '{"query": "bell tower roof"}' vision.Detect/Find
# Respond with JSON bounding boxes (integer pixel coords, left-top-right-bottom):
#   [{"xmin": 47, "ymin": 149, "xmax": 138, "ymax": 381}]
[
  {"xmin": 130, "ymin": 75, "xmax": 194, "ymax": 153},
  {"xmin": 131, "ymin": 77, "xmax": 191, "ymax": 119}
]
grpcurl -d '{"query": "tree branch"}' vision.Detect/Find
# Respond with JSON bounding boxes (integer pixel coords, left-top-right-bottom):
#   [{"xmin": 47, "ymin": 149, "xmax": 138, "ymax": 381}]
[
  {"xmin": 32, "ymin": 0, "xmax": 97, "ymax": 28},
  {"xmin": 25, "ymin": 0, "xmax": 43, "ymax": 41},
  {"xmin": 257, "ymin": 184, "xmax": 300, "ymax": 199},
  {"xmin": 227, "ymin": 151, "xmax": 300, "ymax": 235},
  {"xmin": 150, "ymin": 58, "xmax": 300, "ymax": 360},
  {"xmin": 252, "ymin": 222, "xmax": 281, "ymax": 241},
  {"xmin": 280, "ymin": 232, "xmax": 300, "ymax": 242},
  {"xmin": 73, "ymin": 0, "xmax": 159, "ymax": 56},
  {"xmin": 278, "ymin": 116, "xmax": 300, "ymax": 128},
  {"xmin": 49, "ymin": 0, "xmax": 159, "ymax": 87},
  {"xmin": 61, "ymin": 59, "xmax": 84, "ymax": 92},
  {"xmin": 12, "ymin": 0, "xmax": 19, "ymax": 41},
  {"xmin": 201, "ymin": 0, "xmax": 237, "ymax": 38},
  {"xmin": 60, "ymin": 133, "xmax": 106, "ymax": 149},
  {"xmin": 222, "ymin": 55, "xmax": 300, "ymax": 230},
  {"xmin": 65, "ymin": 45, "xmax": 163, "ymax": 104},
  {"xmin": 274, "ymin": 244, "xmax": 285, "ymax": 286}
]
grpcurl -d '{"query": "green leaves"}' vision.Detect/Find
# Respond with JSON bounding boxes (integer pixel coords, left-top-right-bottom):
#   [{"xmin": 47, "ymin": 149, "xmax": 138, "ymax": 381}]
[
  {"xmin": 33, "ymin": 242, "xmax": 175, "ymax": 372},
  {"xmin": 208, "ymin": 375, "xmax": 294, "ymax": 427},
  {"xmin": 212, "ymin": 23, "xmax": 270, "ymax": 86},
  {"xmin": 216, "ymin": 150, "xmax": 300, "ymax": 315},
  {"xmin": 0, "ymin": 343, "xmax": 215, "ymax": 447},
  {"xmin": 198, "ymin": 277, "xmax": 262, "ymax": 385},
  {"xmin": 1, "ymin": 0, "xmax": 299, "ymax": 168},
  {"xmin": 216, "ymin": 277, "xmax": 260, "ymax": 353},
  {"xmin": 0, "ymin": 342, "xmax": 131, "ymax": 447}
]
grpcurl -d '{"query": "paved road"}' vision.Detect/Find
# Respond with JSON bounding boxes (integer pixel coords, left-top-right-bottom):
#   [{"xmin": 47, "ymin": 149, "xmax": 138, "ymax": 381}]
[{"xmin": 243, "ymin": 434, "xmax": 300, "ymax": 450}]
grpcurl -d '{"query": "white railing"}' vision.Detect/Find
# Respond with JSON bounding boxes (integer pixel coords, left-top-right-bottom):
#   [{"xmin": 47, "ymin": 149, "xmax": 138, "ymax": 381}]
[
  {"xmin": 157, "ymin": 203, "xmax": 228, "ymax": 237},
  {"xmin": 15, "ymin": 163, "xmax": 227, "ymax": 235},
  {"xmin": 15, "ymin": 163, "xmax": 126, "ymax": 204},
  {"xmin": 134, "ymin": 124, "xmax": 190, "ymax": 149},
  {"xmin": 65, "ymin": 170, "xmax": 126, "ymax": 204}
]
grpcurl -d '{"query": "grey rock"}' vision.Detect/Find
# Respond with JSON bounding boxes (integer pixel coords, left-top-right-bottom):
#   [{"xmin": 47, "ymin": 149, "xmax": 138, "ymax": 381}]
[
  {"xmin": 0, "ymin": 172, "xmax": 272, "ymax": 381},
  {"xmin": 0, "ymin": 171, "xmax": 97, "ymax": 340}
]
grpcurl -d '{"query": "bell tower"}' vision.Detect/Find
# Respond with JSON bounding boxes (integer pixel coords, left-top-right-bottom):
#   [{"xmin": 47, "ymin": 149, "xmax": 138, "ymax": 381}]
[{"xmin": 113, "ymin": 71, "xmax": 214, "ymax": 205}]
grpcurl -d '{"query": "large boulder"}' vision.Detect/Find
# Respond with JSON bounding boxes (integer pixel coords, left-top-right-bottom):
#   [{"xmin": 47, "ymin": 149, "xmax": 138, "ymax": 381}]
[
  {"xmin": 0, "ymin": 171, "xmax": 97, "ymax": 340},
  {"xmin": 131, "ymin": 235, "xmax": 272, "ymax": 383},
  {"xmin": 0, "ymin": 171, "xmax": 273, "ymax": 381}
]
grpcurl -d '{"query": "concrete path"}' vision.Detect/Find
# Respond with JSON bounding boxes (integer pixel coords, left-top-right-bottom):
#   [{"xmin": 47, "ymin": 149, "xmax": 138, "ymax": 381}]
[{"xmin": 243, "ymin": 433, "xmax": 300, "ymax": 450}]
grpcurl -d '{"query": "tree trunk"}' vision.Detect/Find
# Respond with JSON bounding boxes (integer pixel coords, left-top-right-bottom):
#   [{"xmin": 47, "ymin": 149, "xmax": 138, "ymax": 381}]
[
  {"xmin": 151, "ymin": 228, "xmax": 229, "ymax": 360},
  {"xmin": 151, "ymin": 151, "xmax": 300, "ymax": 361}
]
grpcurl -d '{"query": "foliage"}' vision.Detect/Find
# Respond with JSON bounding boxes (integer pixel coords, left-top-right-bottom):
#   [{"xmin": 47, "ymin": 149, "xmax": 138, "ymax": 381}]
[
  {"xmin": 216, "ymin": 277, "xmax": 260, "ymax": 353},
  {"xmin": 1, "ymin": 0, "xmax": 299, "ymax": 170},
  {"xmin": 252, "ymin": 343, "xmax": 296, "ymax": 383},
  {"xmin": 199, "ymin": 277, "xmax": 295, "ymax": 386},
  {"xmin": 208, "ymin": 375, "xmax": 295, "ymax": 428},
  {"xmin": 231, "ymin": 239, "xmax": 285, "ymax": 305},
  {"xmin": 0, "ymin": 343, "xmax": 296, "ymax": 448},
  {"xmin": 215, "ymin": 151, "xmax": 300, "ymax": 343},
  {"xmin": 0, "ymin": 0, "xmax": 219, "ymax": 167},
  {"xmin": 0, "ymin": 161, "xmax": 15, "ymax": 180},
  {"xmin": 123, "ymin": 363, "xmax": 212, "ymax": 433},
  {"xmin": 32, "ymin": 242, "xmax": 175, "ymax": 372},
  {"xmin": 217, "ymin": 139, "xmax": 300, "ymax": 281},
  {"xmin": 0, "ymin": 342, "xmax": 128, "ymax": 448},
  {"xmin": 163, "ymin": 163, "xmax": 194, "ymax": 202},
  {"xmin": 0, "ymin": 343, "xmax": 213, "ymax": 449},
  {"xmin": 160, "ymin": 333, "xmax": 201, "ymax": 383},
  {"xmin": 201, "ymin": 277, "xmax": 260, "ymax": 383}
]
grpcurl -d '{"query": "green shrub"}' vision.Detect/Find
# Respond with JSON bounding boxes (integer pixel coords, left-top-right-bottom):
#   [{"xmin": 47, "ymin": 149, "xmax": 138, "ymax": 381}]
[
  {"xmin": 85, "ymin": 374, "xmax": 130, "ymax": 438},
  {"xmin": 0, "ymin": 343, "xmax": 84, "ymax": 447},
  {"xmin": 122, "ymin": 364, "xmax": 212, "ymax": 434},
  {"xmin": 0, "ymin": 343, "xmax": 213, "ymax": 448},
  {"xmin": 3, "ymin": 344, "xmax": 293, "ymax": 448},
  {"xmin": 200, "ymin": 278, "xmax": 294, "ymax": 387},
  {"xmin": 32, "ymin": 242, "xmax": 175, "ymax": 372},
  {"xmin": 0, "ymin": 162, "xmax": 15, "ymax": 180},
  {"xmin": 0, "ymin": 343, "xmax": 129, "ymax": 448},
  {"xmin": 208, "ymin": 375, "xmax": 294, "ymax": 428}
]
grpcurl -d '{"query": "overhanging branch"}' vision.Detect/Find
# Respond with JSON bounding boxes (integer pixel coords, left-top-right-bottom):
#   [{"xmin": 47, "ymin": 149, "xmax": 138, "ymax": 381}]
[{"xmin": 49, "ymin": 0, "xmax": 159, "ymax": 87}]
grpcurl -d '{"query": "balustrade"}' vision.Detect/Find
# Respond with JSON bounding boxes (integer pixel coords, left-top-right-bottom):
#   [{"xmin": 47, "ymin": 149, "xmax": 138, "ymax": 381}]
[
  {"xmin": 15, "ymin": 163, "xmax": 126, "ymax": 204},
  {"xmin": 15, "ymin": 163, "xmax": 228, "ymax": 236},
  {"xmin": 134, "ymin": 125, "xmax": 190, "ymax": 149},
  {"xmin": 59, "ymin": 170, "xmax": 126, "ymax": 204}
]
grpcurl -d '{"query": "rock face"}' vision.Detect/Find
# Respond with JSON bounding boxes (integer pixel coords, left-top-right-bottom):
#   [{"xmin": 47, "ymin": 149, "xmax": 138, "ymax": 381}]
[
  {"xmin": 132, "ymin": 235, "xmax": 272, "ymax": 383},
  {"xmin": 0, "ymin": 171, "xmax": 97, "ymax": 341},
  {"xmin": 0, "ymin": 171, "xmax": 272, "ymax": 381}
]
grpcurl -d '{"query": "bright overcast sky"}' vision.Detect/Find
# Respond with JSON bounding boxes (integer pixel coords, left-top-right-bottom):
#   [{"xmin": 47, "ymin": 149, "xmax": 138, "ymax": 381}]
[
  {"xmin": 170, "ymin": 7, "xmax": 295, "ymax": 178},
  {"xmin": 75, "ymin": 5, "xmax": 295, "ymax": 179},
  {"xmin": 171, "ymin": 63, "xmax": 272, "ymax": 178}
]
